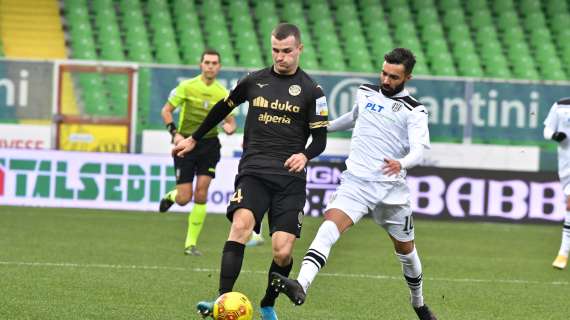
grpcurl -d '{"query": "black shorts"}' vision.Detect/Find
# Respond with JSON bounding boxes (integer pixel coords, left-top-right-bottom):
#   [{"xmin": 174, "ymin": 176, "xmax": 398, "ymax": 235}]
[
  {"xmin": 227, "ymin": 174, "xmax": 306, "ymax": 237},
  {"xmin": 173, "ymin": 137, "xmax": 221, "ymax": 184}
]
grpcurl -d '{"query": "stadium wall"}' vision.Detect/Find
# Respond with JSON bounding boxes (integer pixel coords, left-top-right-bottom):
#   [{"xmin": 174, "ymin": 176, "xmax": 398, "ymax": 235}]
[{"xmin": 0, "ymin": 149, "xmax": 563, "ymax": 224}]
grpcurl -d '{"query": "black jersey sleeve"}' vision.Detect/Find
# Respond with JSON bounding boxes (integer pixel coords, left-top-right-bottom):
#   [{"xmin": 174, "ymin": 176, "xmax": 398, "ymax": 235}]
[
  {"xmin": 191, "ymin": 74, "xmax": 251, "ymax": 140},
  {"xmin": 224, "ymin": 74, "xmax": 250, "ymax": 108},
  {"xmin": 303, "ymin": 85, "xmax": 328, "ymax": 159},
  {"xmin": 308, "ymin": 85, "xmax": 329, "ymax": 130}
]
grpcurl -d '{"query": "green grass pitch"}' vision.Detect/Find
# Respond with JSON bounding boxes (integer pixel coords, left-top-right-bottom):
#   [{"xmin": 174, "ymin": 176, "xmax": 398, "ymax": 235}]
[{"xmin": 1, "ymin": 206, "xmax": 569, "ymax": 319}]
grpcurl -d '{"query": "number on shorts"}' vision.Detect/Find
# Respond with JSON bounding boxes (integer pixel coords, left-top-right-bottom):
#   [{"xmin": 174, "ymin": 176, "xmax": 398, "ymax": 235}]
[
  {"xmin": 403, "ymin": 216, "xmax": 414, "ymax": 232},
  {"xmin": 230, "ymin": 188, "xmax": 243, "ymax": 203}
]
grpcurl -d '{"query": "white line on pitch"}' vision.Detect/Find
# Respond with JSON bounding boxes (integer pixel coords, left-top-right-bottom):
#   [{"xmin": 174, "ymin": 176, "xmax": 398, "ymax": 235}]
[{"xmin": 0, "ymin": 261, "xmax": 567, "ymax": 286}]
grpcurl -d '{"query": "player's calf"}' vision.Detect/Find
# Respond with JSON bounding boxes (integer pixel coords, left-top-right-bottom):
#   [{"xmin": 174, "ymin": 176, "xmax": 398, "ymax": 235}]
[{"xmin": 270, "ymin": 272, "xmax": 305, "ymax": 305}]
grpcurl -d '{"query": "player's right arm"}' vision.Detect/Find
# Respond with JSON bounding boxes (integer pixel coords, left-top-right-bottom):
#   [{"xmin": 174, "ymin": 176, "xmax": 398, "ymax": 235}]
[
  {"xmin": 544, "ymin": 102, "xmax": 566, "ymax": 142},
  {"xmin": 327, "ymin": 105, "xmax": 357, "ymax": 132},
  {"xmin": 174, "ymin": 75, "xmax": 250, "ymax": 157},
  {"xmin": 161, "ymin": 102, "xmax": 184, "ymax": 145}
]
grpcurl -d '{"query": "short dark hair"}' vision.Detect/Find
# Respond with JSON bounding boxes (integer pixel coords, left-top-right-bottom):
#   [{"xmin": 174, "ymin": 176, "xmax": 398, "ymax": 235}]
[
  {"xmin": 201, "ymin": 49, "xmax": 221, "ymax": 63},
  {"xmin": 271, "ymin": 23, "xmax": 301, "ymax": 43},
  {"xmin": 384, "ymin": 48, "xmax": 416, "ymax": 74}
]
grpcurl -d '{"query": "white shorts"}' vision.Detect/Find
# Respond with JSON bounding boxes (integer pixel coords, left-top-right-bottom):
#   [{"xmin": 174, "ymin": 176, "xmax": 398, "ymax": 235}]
[{"xmin": 325, "ymin": 171, "xmax": 414, "ymax": 242}]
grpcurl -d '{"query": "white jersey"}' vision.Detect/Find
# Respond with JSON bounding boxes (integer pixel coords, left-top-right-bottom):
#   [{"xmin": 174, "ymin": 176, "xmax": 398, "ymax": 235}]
[
  {"xmin": 544, "ymin": 98, "xmax": 570, "ymax": 180},
  {"xmin": 341, "ymin": 84, "xmax": 430, "ymax": 181}
]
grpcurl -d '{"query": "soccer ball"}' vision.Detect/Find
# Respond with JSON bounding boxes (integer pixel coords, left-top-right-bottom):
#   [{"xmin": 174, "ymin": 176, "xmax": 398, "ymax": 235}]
[{"xmin": 213, "ymin": 291, "xmax": 254, "ymax": 320}]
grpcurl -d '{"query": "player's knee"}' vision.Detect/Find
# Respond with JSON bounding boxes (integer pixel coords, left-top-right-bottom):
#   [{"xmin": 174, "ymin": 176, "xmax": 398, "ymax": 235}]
[
  {"xmin": 175, "ymin": 193, "xmax": 192, "ymax": 206},
  {"xmin": 194, "ymin": 189, "xmax": 208, "ymax": 203},
  {"xmin": 272, "ymin": 249, "xmax": 292, "ymax": 266},
  {"xmin": 394, "ymin": 240, "xmax": 415, "ymax": 255}
]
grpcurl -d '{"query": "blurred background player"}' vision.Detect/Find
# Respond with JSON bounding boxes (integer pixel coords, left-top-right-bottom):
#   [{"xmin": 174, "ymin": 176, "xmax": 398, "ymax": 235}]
[
  {"xmin": 271, "ymin": 48, "xmax": 437, "ymax": 320},
  {"xmin": 159, "ymin": 49, "xmax": 236, "ymax": 256},
  {"xmin": 174, "ymin": 23, "xmax": 328, "ymax": 320},
  {"xmin": 544, "ymin": 97, "xmax": 570, "ymax": 269}
]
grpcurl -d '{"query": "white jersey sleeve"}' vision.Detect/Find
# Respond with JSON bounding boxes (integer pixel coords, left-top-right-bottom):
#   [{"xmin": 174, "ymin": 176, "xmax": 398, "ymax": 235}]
[{"xmin": 328, "ymin": 103, "xmax": 357, "ymax": 132}]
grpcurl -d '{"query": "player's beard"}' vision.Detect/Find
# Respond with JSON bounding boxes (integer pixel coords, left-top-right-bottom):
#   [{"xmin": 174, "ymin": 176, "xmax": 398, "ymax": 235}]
[{"xmin": 381, "ymin": 81, "xmax": 405, "ymax": 97}]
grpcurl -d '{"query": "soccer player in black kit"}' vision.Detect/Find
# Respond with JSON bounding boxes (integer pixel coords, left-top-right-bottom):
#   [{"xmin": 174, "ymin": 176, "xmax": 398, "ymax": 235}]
[{"xmin": 173, "ymin": 23, "xmax": 328, "ymax": 320}]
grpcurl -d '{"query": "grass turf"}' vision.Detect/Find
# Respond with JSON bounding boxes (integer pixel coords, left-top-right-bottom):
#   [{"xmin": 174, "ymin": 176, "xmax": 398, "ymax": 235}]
[{"xmin": 1, "ymin": 206, "xmax": 569, "ymax": 319}]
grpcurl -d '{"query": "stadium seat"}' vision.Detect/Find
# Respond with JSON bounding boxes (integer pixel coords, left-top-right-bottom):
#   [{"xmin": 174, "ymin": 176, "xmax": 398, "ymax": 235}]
[{"xmin": 495, "ymin": 11, "xmax": 520, "ymax": 32}]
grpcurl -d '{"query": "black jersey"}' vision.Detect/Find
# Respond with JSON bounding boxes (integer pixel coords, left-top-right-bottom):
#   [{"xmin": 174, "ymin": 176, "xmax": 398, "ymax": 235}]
[{"xmin": 226, "ymin": 67, "xmax": 328, "ymax": 179}]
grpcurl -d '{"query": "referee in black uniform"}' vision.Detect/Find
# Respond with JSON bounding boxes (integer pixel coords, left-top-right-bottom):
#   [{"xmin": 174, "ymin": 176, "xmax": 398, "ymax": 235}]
[{"xmin": 174, "ymin": 23, "xmax": 328, "ymax": 319}]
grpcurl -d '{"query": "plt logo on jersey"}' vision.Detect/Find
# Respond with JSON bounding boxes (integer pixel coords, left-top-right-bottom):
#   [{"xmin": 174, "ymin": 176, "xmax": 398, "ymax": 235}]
[{"xmin": 365, "ymin": 102, "xmax": 384, "ymax": 112}]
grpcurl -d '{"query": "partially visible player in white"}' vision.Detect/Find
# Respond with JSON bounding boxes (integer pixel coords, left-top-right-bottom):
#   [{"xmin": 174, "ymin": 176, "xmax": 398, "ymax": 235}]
[
  {"xmin": 271, "ymin": 48, "xmax": 437, "ymax": 319},
  {"xmin": 544, "ymin": 97, "xmax": 570, "ymax": 269}
]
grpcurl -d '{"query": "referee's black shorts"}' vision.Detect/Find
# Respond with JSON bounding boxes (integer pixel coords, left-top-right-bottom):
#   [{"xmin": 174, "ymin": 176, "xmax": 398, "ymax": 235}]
[
  {"xmin": 227, "ymin": 173, "xmax": 306, "ymax": 237},
  {"xmin": 173, "ymin": 137, "xmax": 221, "ymax": 184}
]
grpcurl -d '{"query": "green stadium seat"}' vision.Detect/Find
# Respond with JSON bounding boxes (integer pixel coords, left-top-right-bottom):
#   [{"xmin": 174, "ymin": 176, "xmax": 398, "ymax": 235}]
[
  {"xmin": 520, "ymin": 0, "xmax": 542, "ymax": 13},
  {"xmin": 442, "ymin": 8, "xmax": 466, "ymax": 28},
  {"xmin": 338, "ymin": 20, "xmax": 364, "ymax": 41},
  {"xmin": 512, "ymin": 66, "xmax": 540, "ymax": 81},
  {"xmin": 119, "ymin": 0, "xmax": 141, "ymax": 10},
  {"xmin": 413, "ymin": 60, "xmax": 430, "ymax": 75},
  {"xmin": 385, "ymin": 0, "xmax": 409, "ymax": 9},
  {"xmin": 529, "ymin": 28, "xmax": 553, "ymax": 49},
  {"xmin": 360, "ymin": 7, "xmax": 386, "ymax": 28},
  {"xmin": 491, "ymin": 0, "xmax": 515, "ymax": 13},
  {"xmin": 128, "ymin": 40, "xmax": 153, "ymax": 63},
  {"xmin": 409, "ymin": 0, "xmax": 435, "ymax": 12},
  {"xmin": 321, "ymin": 57, "xmax": 346, "ymax": 72},
  {"xmin": 397, "ymin": 36, "xmax": 423, "ymax": 57},
  {"xmin": 451, "ymin": 39, "xmax": 477, "ymax": 57},
  {"xmin": 550, "ymin": 14, "xmax": 570, "ymax": 37},
  {"xmin": 180, "ymin": 40, "xmax": 205, "ymax": 65},
  {"xmin": 447, "ymin": 24, "xmax": 470, "ymax": 44},
  {"xmin": 238, "ymin": 46, "xmax": 264, "ymax": 68},
  {"xmin": 335, "ymin": 3, "xmax": 359, "ymax": 22},
  {"xmin": 390, "ymin": 6, "xmax": 413, "ymax": 21},
  {"xmin": 416, "ymin": 7, "xmax": 439, "ymax": 28},
  {"xmin": 464, "ymin": 0, "xmax": 489, "ymax": 14},
  {"xmin": 431, "ymin": 59, "xmax": 457, "ymax": 76},
  {"xmin": 307, "ymin": 1, "xmax": 332, "ymax": 22},
  {"xmin": 501, "ymin": 27, "xmax": 525, "ymax": 46},
  {"xmin": 258, "ymin": 15, "xmax": 279, "ymax": 41},
  {"xmin": 470, "ymin": 10, "xmax": 493, "ymax": 30},
  {"xmin": 523, "ymin": 13, "xmax": 547, "ymax": 30},
  {"xmin": 437, "ymin": 0, "xmax": 462, "ymax": 11},
  {"xmin": 281, "ymin": 1, "xmax": 303, "ymax": 21},
  {"xmin": 253, "ymin": 0, "xmax": 276, "ymax": 18},
  {"xmin": 346, "ymin": 48, "xmax": 373, "ymax": 72},
  {"xmin": 419, "ymin": 24, "xmax": 444, "ymax": 42},
  {"xmin": 392, "ymin": 22, "xmax": 416, "ymax": 41},
  {"xmin": 474, "ymin": 26, "xmax": 499, "ymax": 46},
  {"xmin": 425, "ymin": 38, "xmax": 449, "ymax": 60},
  {"xmin": 228, "ymin": 0, "xmax": 249, "ymax": 15},
  {"xmin": 156, "ymin": 43, "xmax": 181, "ymax": 64},
  {"xmin": 71, "ymin": 38, "xmax": 97, "ymax": 60},
  {"xmin": 100, "ymin": 38, "xmax": 125, "ymax": 61},
  {"xmin": 496, "ymin": 12, "xmax": 520, "ymax": 32},
  {"xmin": 545, "ymin": 0, "xmax": 568, "ymax": 18}
]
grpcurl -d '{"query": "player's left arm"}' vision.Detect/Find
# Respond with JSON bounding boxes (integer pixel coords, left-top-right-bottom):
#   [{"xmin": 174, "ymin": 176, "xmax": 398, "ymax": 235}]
[
  {"xmin": 285, "ymin": 86, "xmax": 329, "ymax": 172},
  {"xmin": 384, "ymin": 106, "xmax": 430, "ymax": 176}
]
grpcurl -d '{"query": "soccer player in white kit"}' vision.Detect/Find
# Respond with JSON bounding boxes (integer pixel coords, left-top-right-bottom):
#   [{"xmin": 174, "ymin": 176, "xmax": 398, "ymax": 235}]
[
  {"xmin": 271, "ymin": 48, "xmax": 437, "ymax": 319},
  {"xmin": 544, "ymin": 97, "xmax": 570, "ymax": 269}
]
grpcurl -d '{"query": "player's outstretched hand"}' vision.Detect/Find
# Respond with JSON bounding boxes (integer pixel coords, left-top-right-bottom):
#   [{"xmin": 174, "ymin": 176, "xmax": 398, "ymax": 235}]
[
  {"xmin": 222, "ymin": 122, "xmax": 236, "ymax": 135},
  {"xmin": 284, "ymin": 153, "xmax": 308, "ymax": 173},
  {"xmin": 382, "ymin": 158, "xmax": 401, "ymax": 177},
  {"xmin": 172, "ymin": 137, "xmax": 197, "ymax": 157}
]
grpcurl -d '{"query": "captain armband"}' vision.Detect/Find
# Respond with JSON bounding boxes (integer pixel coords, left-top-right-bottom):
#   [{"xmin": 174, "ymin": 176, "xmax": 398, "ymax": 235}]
[{"xmin": 166, "ymin": 122, "xmax": 177, "ymax": 138}]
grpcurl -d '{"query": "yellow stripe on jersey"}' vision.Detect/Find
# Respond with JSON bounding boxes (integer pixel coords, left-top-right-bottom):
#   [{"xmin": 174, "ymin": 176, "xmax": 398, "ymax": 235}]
[{"xmin": 309, "ymin": 121, "xmax": 329, "ymax": 129}]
